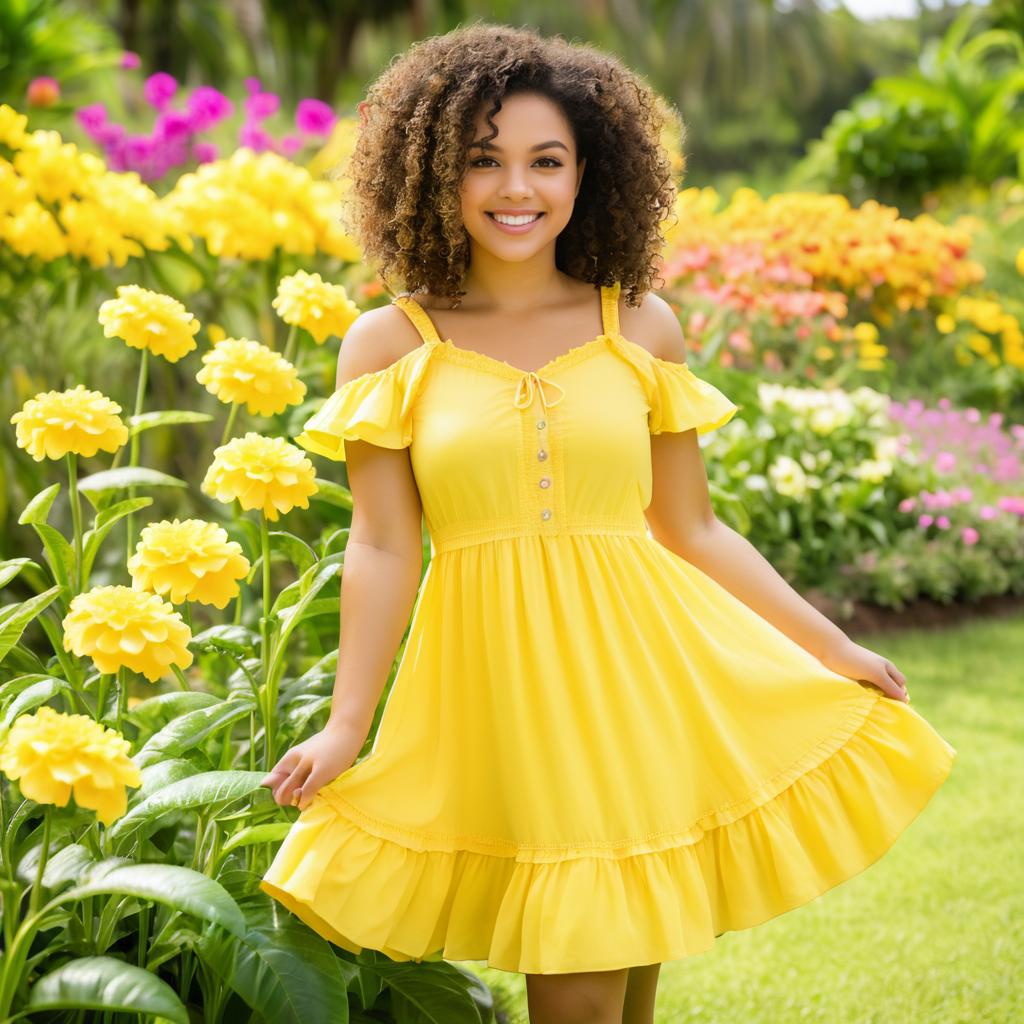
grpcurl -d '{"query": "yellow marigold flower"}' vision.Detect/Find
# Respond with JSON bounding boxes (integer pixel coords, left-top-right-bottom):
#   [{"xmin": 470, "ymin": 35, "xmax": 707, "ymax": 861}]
[
  {"xmin": 272, "ymin": 270, "xmax": 360, "ymax": 344},
  {"xmin": 128, "ymin": 518, "xmax": 250, "ymax": 608},
  {"xmin": 967, "ymin": 332, "xmax": 992, "ymax": 355},
  {"xmin": 0, "ymin": 103, "xmax": 28, "ymax": 148},
  {"xmin": 10, "ymin": 384, "xmax": 129, "ymax": 461},
  {"xmin": 2, "ymin": 200, "xmax": 67, "ymax": 261},
  {"xmin": 852, "ymin": 322, "xmax": 879, "ymax": 345},
  {"xmin": 62, "ymin": 585, "xmax": 193, "ymax": 683},
  {"xmin": 935, "ymin": 313, "xmax": 956, "ymax": 334},
  {"xmin": 0, "ymin": 706, "xmax": 141, "ymax": 825},
  {"xmin": 196, "ymin": 338, "xmax": 306, "ymax": 415},
  {"xmin": 201, "ymin": 432, "xmax": 318, "ymax": 521},
  {"xmin": 98, "ymin": 284, "xmax": 200, "ymax": 363}
]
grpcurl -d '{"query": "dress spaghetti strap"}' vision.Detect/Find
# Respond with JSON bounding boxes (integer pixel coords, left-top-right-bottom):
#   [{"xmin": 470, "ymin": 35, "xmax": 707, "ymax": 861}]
[
  {"xmin": 393, "ymin": 294, "xmax": 443, "ymax": 347},
  {"xmin": 601, "ymin": 280, "xmax": 621, "ymax": 337}
]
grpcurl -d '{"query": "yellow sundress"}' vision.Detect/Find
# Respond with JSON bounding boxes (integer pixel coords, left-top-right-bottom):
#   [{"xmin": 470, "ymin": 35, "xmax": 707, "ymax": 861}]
[{"xmin": 260, "ymin": 281, "xmax": 956, "ymax": 975}]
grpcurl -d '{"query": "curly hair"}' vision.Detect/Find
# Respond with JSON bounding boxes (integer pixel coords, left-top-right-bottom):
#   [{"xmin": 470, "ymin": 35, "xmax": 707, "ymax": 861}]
[{"xmin": 341, "ymin": 21, "xmax": 684, "ymax": 308}]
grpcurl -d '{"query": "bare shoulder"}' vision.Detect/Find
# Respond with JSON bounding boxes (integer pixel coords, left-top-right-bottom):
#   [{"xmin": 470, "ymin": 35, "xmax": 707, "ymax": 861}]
[
  {"xmin": 334, "ymin": 302, "xmax": 431, "ymax": 389},
  {"xmin": 619, "ymin": 289, "xmax": 688, "ymax": 363}
]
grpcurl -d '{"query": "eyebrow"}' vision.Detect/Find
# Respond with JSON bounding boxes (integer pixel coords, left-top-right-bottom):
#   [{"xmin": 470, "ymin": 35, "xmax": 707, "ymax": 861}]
[{"xmin": 468, "ymin": 139, "xmax": 570, "ymax": 153}]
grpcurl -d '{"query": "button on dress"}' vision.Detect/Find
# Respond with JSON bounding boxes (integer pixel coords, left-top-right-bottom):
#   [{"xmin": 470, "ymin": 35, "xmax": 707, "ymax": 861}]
[{"xmin": 260, "ymin": 281, "xmax": 956, "ymax": 975}]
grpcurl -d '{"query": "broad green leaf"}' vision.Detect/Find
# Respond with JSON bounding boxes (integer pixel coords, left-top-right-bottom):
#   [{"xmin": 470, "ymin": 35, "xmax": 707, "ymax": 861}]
[
  {"xmin": 41, "ymin": 843, "xmax": 96, "ymax": 891},
  {"xmin": 128, "ymin": 690, "xmax": 221, "ymax": 729},
  {"xmin": 310, "ymin": 477, "xmax": 353, "ymax": 510},
  {"xmin": 199, "ymin": 917, "xmax": 355, "ymax": 1024},
  {"xmin": 18, "ymin": 482, "xmax": 61, "ymax": 526},
  {"xmin": 0, "ymin": 586, "xmax": 62, "ymax": 668},
  {"xmin": 77, "ymin": 466, "xmax": 188, "ymax": 495},
  {"xmin": 1, "ymin": 676, "xmax": 73, "ymax": 730},
  {"xmin": 61, "ymin": 863, "xmax": 246, "ymax": 938},
  {"xmin": 108, "ymin": 770, "xmax": 267, "ymax": 845},
  {"xmin": 189, "ymin": 624, "xmax": 259, "ymax": 657},
  {"xmin": 31, "ymin": 523, "xmax": 73, "ymax": 593},
  {"xmin": 128, "ymin": 410, "xmax": 214, "ymax": 437},
  {"xmin": 82, "ymin": 496, "xmax": 153, "ymax": 581},
  {"xmin": 0, "ymin": 558, "xmax": 40, "ymax": 589},
  {"xmin": 219, "ymin": 822, "xmax": 293, "ymax": 856},
  {"xmin": 269, "ymin": 530, "xmax": 317, "ymax": 574},
  {"xmin": 133, "ymin": 697, "xmax": 257, "ymax": 769},
  {"xmin": 26, "ymin": 955, "xmax": 189, "ymax": 1024}
]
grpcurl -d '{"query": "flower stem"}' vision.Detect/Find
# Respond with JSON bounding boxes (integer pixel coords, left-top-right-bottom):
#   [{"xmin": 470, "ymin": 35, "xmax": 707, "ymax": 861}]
[
  {"xmin": 260, "ymin": 515, "xmax": 271, "ymax": 622},
  {"xmin": 27, "ymin": 806, "xmax": 52, "ymax": 918},
  {"xmin": 95, "ymin": 674, "xmax": 111, "ymax": 723},
  {"xmin": 125, "ymin": 348, "xmax": 149, "ymax": 562},
  {"xmin": 116, "ymin": 667, "xmax": 128, "ymax": 733},
  {"xmin": 219, "ymin": 401, "xmax": 240, "ymax": 447},
  {"xmin": 259, "ymin": 514, "xmax": 274, "ymax": 767},
  {"xmin": 282, "ymin": 323, "xmax": 299, "ymax": 366},
  {"xmin": 66, "ymin": 453, "xmax": 83, "ymax": 595}
]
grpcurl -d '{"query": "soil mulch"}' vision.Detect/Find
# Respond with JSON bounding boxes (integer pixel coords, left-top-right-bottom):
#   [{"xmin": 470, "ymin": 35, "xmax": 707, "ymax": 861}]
[{"xmin": 804, "ymin": 589, "xmax": 1024, "ymax": 638}]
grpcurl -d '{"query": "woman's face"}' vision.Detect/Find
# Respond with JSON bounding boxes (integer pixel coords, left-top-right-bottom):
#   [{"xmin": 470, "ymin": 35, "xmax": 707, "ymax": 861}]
[{"xmin": 459, "ymin": 92, "xmax": 585, "ymax": 263}]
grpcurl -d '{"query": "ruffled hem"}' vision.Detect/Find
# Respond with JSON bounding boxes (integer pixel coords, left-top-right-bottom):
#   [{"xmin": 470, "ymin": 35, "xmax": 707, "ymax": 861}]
[{"xmin": 260, "ymin": 691, "xmax": 955, "ymax": 974}]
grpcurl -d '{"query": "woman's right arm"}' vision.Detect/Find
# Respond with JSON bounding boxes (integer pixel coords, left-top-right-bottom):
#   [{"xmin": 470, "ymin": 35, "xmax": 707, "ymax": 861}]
[{"xmin": 262, "ymin": 310, "xmax": 426, "ymax": 810}]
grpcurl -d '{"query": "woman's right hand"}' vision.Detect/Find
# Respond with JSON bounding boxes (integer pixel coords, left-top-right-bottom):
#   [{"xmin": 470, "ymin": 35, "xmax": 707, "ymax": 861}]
[{"xmin": 260, "ymin": 721, "xmax": 365, "ymax": 812}]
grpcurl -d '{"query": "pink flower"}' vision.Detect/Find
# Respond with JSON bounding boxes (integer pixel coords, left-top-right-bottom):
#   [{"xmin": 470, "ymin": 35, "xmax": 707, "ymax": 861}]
[
  {"xmin": 76, "ymin": 102, "xmax": 108, "ymax": 135},
  {"xmin": 27, "ymin": 76, "xmax": 60, "ymax": 107},
  {"xmin": 192, "ymin": 141, "xmax": 219, "ymax": 163},
  {"xmin": 244, "ymin": 91, "xmax": 280, "ymax": 121},
  {"xmin": 918, "ymin": 514, "xmax": 934, "ymax": 528},
  {"xmin": 239, "ymin": 121, "xmax": 275, "ymax": 152},
  {"xmin": 279, "ymin": 133, "xmax": 304, "ymax": 157},
  {"xmin": 952, "ymin": 486, "xmax": 973, "ymax": 502},
  {"xmin": 979, "ymin": 504, "xmax": 998, "ymax": 520},
  {"xmin": 296, "ymin": 97, "xmax": 337, "ymax": 136},
  {"xmin": 121, "ymin": 51, "xmax": 141, "ymax": 70},
  {"xmin": 936, "ymin": 515, "xmax": 951, "ymax": 529},
  {"xmin": 934, "ymin": 451, "xmax": 957, "ymax": 472},
  {"xmin": 144, "ymin": 72, "xmax": 178, "ymax": 111},
  {"xmin": 244, "ymin": 77, "xmax": 262, "ymax": 94},
  {"xmin": 960, "ymin": 527, "xmax": 980, "ymax": 545},
  {"xmin": 185, "ymin": 86, "xmax": 233, "ymax": 132},
  {"xmin": 154, "ymin": 110, "xmax": 192, "ymax": 142},
  {"xmin": 898, "ymin": 497, "xmax": 917, "ymax": 513}
]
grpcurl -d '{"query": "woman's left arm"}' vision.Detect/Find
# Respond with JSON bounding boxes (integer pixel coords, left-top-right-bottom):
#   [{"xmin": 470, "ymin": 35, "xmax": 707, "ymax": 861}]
[{"xmin": 641, "ymin": 297, "xmax": 909, "ymax": 704}]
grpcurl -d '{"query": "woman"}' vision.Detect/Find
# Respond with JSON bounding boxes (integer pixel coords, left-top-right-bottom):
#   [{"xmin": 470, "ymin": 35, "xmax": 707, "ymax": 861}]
[{"xmin": 260, "ymin": 22, "xmax": 955, "ymax": 1024}]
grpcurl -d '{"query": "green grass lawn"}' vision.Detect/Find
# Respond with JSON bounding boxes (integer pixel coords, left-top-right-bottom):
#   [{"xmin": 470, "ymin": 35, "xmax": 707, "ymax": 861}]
[{"xmin": 469, "ymin": 612, "xmax": 1023, "ymax": 1024}]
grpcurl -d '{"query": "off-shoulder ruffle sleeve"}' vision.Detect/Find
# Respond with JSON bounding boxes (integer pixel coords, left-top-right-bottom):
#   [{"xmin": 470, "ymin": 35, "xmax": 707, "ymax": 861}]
[
  {"xmin": 295, "ymin": 345, "xmax": 434, "ymax": 462},
  {"xmin": 647, "ymin": 357, "xmax": 740, "ymax": 436}
]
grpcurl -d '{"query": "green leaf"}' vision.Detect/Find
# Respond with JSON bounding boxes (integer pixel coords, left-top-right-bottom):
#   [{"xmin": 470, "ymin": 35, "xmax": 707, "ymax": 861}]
[
  {"xmin": 269, "ymin": 530, "xmax": 317, "ymax": 574},
  {"xmin": 199, "ymin": 917, "xmax": 355, "ymax": 1024},
  {"xmin": 81, "ymin": 496, "xmax": 153, "ymax": 581},
  {"xmin": 127, "ymin": 690, "xmax": 221, "ymax": 730},
  {"xmin": 26, "ymin": 955, "xmax": 189, "ymax": 1024},
  {"xmin": 41, "ymin": 843, "xmax": 96, "ymax": 891},
  {"xmin": 61, "ymin": 863, "xmax": 246, "ymax": 938},
  {"xmin": 310, "ymin": 477, "xmax": 353, "ymax": 510},
  {"xmin": 18, "ymin": 482, "xmax": 61, "ymax": 526},
  {"xmin": 132, "ymin": 698, "xmax": 257, "ymax": 769},
  {"xmin": 219, "ymin": 822, "xmax": 293, "ymax": 857},
  {"xmin": 31, "ymin": 524, "xmax": 73, "ymax": 594},
  {"xmin": 0, "ymin": 586, "xmax": 62, "ymax": 668},
  {"xmin": 77, "ymin": 467, "xmax": 188, "ymax": 495},
  {"xmin": 108, "ymin": 770, "xmax": 267, "ymax": 845},
  {"xmin": 128, "ymin": 410, "xmax": 214, "ymax": 437},
  {"xmin": 1, "ymin": 676, "xmax": 73, "ymax": 730},
  {"xmin": 189, "ymin": 624, "xmax": 260, "ymax": 657},
  {"xmin": 0, "ymin": 558, "xmax": 40, "ymax": 589}
]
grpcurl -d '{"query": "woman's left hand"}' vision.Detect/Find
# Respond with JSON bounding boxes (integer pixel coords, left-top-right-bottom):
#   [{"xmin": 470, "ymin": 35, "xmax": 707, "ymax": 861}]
[{"xmin": 818, "ymin": 637, "xmax": 910, "ymax": 703}]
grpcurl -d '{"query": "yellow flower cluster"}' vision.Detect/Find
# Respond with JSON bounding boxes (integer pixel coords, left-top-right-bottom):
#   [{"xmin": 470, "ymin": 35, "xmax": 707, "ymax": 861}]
[
  {"xmin": 0, "ymin": 706, "xmax": 141, "ymax": 825},
  {"xmin": 163, "ymin": 148, "xmax": 361, "ymax": 262},
  {"xmin": 98, "ymin": 284, "xmax": 200, "ymax": 362},
  {"xmin": 10, "ymin": 385, "xmax": 129, "ymax": 461},
  {"xmin": 664, "ymin": 187, "xmax": 986, "ymax": 317},
  {"xmin": 196, "ymin": 338, "xmax": 306, "ymax": 414},
  {"xmin": 128, "ymin": 518, "xmax": 251, "ymax": 608},
  {"xmin": 63, "ymin": 585, "xmax": 193, "ymax": 682},
  {"xmin": 942, "ymin": 294, "xmax": 1024, "ymax": 369},
  {"xmin": 0, "ymin": 106, "xmax": 190, "ymax": 268},
  {"xmin": 272, "ymin": 270, "xmax": 360, "ymax": 344},
  {"xmin": 202, "ymin": 432, "xmax": 318, "ymax": 520}
]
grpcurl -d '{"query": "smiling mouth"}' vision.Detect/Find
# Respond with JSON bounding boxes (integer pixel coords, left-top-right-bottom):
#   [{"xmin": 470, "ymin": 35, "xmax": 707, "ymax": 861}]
[{"xmin": 487, "ymin": 212, "xmax": 544, "ymax": 223}]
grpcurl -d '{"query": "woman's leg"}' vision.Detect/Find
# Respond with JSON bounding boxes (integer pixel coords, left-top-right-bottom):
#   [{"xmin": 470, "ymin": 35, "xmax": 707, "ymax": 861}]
[
  {"xmin": 525, "ymin": 966, "xmax": 629, "ymax": 1024},
  {"xmin": 622, "ymin": 962, "xmax": 662, "ymax": 1024}
]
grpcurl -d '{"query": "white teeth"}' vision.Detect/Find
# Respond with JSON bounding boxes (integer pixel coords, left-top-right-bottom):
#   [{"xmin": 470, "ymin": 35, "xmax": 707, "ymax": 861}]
[{"xmin": 492, "ymin": 213, "xmax": 541, "ymax": 226}]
